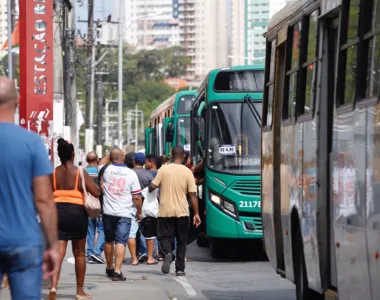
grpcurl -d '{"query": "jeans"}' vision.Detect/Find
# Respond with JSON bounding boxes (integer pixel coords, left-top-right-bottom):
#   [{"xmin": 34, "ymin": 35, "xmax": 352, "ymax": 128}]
[
  {"xmin": 139, "ymin": 234, "xmax": 158, "ymax": 258},
  {"xmin": 0, "ymin": 245, "xmax": 43, "ymax": 299},
  {"xmin": 86, "ymin": 216, "xmax": 105, "ymax": 257}
]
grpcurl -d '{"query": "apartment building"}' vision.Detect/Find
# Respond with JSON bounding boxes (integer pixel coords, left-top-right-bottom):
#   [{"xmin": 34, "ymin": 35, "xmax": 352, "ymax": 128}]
[
  {"xmin": 0, "ymin": 0, "xmax": 9, "ymax": 49},
  {"xmin": 179, "ymin": 0, "xmax": 229, "ymax": 80},
  {"xmin": 124, "ymin": 0, "xmax": 181, "ymax": 50},
  {"xmin": 230, "ymin": 0, "xmax": 292, "ymax": 66}
]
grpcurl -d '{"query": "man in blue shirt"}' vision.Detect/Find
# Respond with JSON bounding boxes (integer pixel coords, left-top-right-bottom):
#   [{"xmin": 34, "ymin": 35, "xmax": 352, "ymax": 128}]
[
  {"xmin": 85, "ymin": 151, "xmax": 106, "ymax": 264},
  {"xmin": 0, "ymin": 76, "xmax": 59, "ymax": 298}
]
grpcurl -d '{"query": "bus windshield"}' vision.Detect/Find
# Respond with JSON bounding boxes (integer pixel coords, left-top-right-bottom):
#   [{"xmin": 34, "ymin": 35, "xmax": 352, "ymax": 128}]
[
  {"xmin": 177, "ymin": 117, "xmax": 191, "ymax": 152},
  {"xmin": 208, "ymin": 102, "xmax": 262, "ymax": 174},
  {"xmin": 177, "ymin": 95, "xmax": 197, "ymax": 114}
]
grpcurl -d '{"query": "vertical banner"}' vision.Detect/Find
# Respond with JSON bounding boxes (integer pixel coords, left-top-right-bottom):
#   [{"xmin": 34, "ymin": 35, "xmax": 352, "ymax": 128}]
[{"xmin": 19, "ymin": 0, "xmax": 54, "ymax": 161}]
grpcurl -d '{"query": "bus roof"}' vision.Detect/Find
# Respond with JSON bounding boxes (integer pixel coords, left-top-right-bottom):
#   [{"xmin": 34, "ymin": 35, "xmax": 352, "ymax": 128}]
[
  {"xmin": 150, "ymin": 90, "xmax": 198, "ymax": 120},
  {"xmin": 197, "ymin": 65, "xmax": 264, "ymax": 100},
  {"xmin": 265, "ymin": 0, "xmax": 310, "ymax": 38}
]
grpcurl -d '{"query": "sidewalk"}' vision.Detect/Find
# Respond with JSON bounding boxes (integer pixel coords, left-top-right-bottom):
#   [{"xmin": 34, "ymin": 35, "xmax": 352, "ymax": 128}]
[{"xmin": 1, "ymin": 243, "xmax": 187, "ymax": 300}]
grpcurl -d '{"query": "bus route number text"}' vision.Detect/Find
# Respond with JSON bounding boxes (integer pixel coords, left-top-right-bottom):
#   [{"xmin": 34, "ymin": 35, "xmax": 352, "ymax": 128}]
[
  {"xmin": 239, "ymin": 201, "xmax": 261, "ymax": 208},
  {"xmin": 219, "ymin": 145, "xmax": 236, "ymax": 155}
]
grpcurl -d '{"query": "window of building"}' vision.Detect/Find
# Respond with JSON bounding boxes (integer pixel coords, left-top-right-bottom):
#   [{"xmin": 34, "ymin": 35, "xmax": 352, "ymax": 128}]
[
  {"xmin": 284, "ymin": 21, "xmax": 301, "ymax": 120},
  {"xmin": 337, "ymin": 0, "xmax": 361, "ymax": 106},
  {"xmin": 263, "ymin": 39, "xmax": 276, "ymax": 127},
  {"xmin": 364, "ymin": 0, "xmax": 380, "ymax": 99}
]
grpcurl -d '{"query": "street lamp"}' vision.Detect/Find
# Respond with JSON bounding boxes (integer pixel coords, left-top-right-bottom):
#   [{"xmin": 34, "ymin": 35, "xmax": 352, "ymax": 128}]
[{"xmin": 117, "ymin": 7, "xmax": 165, "ymax": 149}]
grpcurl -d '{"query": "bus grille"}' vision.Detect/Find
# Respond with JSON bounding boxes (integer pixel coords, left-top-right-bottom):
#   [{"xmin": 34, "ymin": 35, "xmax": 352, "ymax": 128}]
[
  {"xmin": 252, "ymin": 217, "xmax": 262, "ymax": 230},
  {"xmin": 231, "ymin": 180, "xmax": 261, "ymax": 195}
]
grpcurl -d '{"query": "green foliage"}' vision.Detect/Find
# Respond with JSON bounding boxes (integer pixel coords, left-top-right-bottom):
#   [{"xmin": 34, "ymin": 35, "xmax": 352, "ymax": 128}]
[{"xmin": 76, "ymin": 46, "xmax": 187, "ymax": 126}]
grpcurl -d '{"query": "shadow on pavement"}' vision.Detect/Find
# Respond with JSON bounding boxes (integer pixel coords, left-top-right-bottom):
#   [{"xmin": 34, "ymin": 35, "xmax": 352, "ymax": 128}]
[{"xmin": 201, "ymin": 288, "xmax": 295, "ymax": 300}]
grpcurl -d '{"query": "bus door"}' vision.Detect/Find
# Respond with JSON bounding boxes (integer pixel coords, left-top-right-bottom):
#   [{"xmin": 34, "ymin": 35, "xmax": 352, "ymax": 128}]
[
  {"xmin": 164, "ymin": 117, "xmax": 174, "ymax": 156},
  {"xmin": 326, "ymin": 17, "xmax": 339, "ymax": 289},
  {"xmin": 145, "ymin": 128, "xmax": 154, "ymax": 155},
  {"xmin": 273, "ymin": 37, "xmax": 287, "ymax": 273}
]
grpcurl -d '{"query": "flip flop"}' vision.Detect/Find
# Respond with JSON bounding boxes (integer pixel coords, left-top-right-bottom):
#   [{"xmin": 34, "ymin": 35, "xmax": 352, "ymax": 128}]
[
  {"xmin": 76, "ymin": 294, "xmax": 94, "ymax": 300},
  {"xmin": 146, "ymin": 260, "xmax": 159, "ymax": 265},
  {"xmin": 131, "ymin": 262, "xmax": 139, "ymax": 266},
  {"xmin": 185, "ymin": 258, "xmax": 192, "ymax": 262}
]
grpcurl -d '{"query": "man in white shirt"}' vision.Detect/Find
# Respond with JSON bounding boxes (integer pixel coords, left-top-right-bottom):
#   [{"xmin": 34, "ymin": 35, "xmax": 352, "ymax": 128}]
[{"xmin": 98, "ymin": 149, "xmax": 142, "ymax": 281}]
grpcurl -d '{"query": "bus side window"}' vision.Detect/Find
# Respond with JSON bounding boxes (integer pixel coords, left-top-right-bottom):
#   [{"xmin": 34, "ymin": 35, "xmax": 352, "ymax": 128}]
[
  {"xmin": 363, "ymin": 0, "xmax": 380, "ymax": 100},
  {"xmin": 336, "ymin": 0, "xmax": 361, "ymax": 107},
  {"xmin": 284, "ymin": 21, "xmax": 302, "ymax": 120},
  {"xmin": 263, "ymin": 39, "xmax": 276, "ymax": 127},
  {"xmin": 299, "ymin": 10, "xmax": 319, "ymax": 115}
]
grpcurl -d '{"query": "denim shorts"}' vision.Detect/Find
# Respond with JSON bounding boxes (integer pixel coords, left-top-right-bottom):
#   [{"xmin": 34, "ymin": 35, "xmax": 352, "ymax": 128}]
[
  {"xmin": 103, "ymin": 214, "xmax": 131, "ymax": 245},
  {"xmin": 129, "ymin": 217, "xmax": 139, "ymax": 239},
  {"xmin": 0, "ymin": 245, "xmax": 43, "ymax": 299}
]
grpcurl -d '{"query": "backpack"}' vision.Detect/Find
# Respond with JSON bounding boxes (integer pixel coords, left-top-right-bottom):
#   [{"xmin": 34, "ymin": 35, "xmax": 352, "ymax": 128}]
[{"xmin": 97, "ymin": 164, "xmax": 110, "ymax": 210}]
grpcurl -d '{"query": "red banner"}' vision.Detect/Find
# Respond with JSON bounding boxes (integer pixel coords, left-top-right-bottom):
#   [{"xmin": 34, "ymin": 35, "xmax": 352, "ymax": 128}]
[{"xmin": 19, "ymin": 0, "xmax": 54, "ymax": 161}]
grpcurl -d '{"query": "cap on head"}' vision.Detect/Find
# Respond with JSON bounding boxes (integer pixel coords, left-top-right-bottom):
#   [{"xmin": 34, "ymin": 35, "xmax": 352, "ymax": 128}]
[{"xmin": 134, "ymin": 152, "xmax": 146, "ymax": 166}]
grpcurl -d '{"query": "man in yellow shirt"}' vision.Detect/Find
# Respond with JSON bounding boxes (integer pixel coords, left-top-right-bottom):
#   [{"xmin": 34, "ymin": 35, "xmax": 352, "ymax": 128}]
[{"xmin": 149, "ymin": 146, "xmax": 201, "ymax": 276}]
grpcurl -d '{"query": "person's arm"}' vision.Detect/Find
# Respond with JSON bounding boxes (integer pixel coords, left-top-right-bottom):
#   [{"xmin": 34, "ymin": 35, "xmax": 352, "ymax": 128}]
[
  {"xmin": 187, "ymin": 171, "xmax": 201, "ymax": 228},
  {"xmin": 149, "ymin": 168, "xmax": 163, "ymax": 192},
  {"xmin": 32, "ymin": 138, "xmax": 59, "ymax": 279},
  {"xmin": 98, "ymin": 154, "xmax": 110, "ymax": 166},
  {"xmin": 131, "ymin": 172, "xmax": 143, "ymax": 220},
  {"xmin": 195, "ymin": 177, "xmax": 204, "ymax": 186},
  {"xmin": 83, "ymin": 169, "xmax": 101, "ymax": 197},
  {"xmin": 34, "ymin": 175, "xmax": 57, "ymax": 250}
]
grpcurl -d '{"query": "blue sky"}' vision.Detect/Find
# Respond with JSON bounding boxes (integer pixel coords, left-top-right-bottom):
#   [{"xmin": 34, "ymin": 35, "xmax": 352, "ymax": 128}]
[{"xmin": 76, "ymin": 0, "xmax": 115, "ymax": 36}]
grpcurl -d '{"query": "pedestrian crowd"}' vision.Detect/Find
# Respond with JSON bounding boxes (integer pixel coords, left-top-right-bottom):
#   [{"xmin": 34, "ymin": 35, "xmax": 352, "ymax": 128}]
[{"xmin": 0, "ymin": 75, "xmax": 202, "ymax": 299}]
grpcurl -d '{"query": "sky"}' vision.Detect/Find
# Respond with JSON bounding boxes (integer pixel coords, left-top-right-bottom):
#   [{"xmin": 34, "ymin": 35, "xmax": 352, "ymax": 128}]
[{"xmin": 76, "ymin": 0, "xmax": 115, "ymax": 36}]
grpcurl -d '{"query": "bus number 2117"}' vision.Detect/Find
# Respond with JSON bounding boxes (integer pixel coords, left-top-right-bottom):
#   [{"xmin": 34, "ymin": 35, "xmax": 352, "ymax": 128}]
[{"xmin": 239, "ymin": 201, "xmax": 261, "ymax": 208}]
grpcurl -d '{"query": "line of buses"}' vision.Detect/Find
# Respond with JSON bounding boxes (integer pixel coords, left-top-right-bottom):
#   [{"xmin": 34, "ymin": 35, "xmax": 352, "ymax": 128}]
[{"xmin": 145, "ymin": 0, "xmax": 379, "ymax": 299}]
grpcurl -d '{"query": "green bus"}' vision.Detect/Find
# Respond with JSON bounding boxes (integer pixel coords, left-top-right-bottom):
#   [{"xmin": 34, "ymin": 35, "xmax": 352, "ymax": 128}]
[
  {"xmin": 145, "ymin": 90, "xmax": 197, "ymax": 156},
  {"xmin": 191, "ymin": 65, "xmax": 264, "ymax": 257}
]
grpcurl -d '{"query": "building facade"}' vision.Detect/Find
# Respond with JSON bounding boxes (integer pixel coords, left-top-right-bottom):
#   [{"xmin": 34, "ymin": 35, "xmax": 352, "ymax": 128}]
[
  {"xmin": 230, "ymin": 0, "xmax": 292, "ymax": 66},
  {"xmin": 0, "ymin": 0, "xmax": 9, "ymax": 49},
  {"xmin": 179, "ymin": 0, "xmax": 229, "ymax": 80},
  {"xmin": 123, "ymin": 0, "xmax": 181, "ymax": 50}
]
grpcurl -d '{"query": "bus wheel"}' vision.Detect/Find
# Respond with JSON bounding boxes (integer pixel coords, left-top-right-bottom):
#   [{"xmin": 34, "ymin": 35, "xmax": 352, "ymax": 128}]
[
  {"xmin": 209, "ymin": 238, "xmax": 223, "ymax": 258},
  {"xmin": 294, "ymin": 224, "xmax": 323, "ymax": 300}
]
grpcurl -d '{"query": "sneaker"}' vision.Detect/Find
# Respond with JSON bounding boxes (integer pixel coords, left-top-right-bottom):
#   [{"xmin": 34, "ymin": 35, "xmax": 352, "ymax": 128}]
[
  {"xmin": 91, "ymin": 254, "xmax": 105, "ymax": 264},
  {"xmin": 138, "ymin": 253, "xmax": 147, "ymax": 263},
  {"xmin": 176, "ymin": 271, "xmax": 186, "ymax": 276},
  {"xmin": 87, "ymin": 257, "xmax": 96, "ymax": 264},
  {"xmin": 161, "ymin": 253, "xmax": 173, "ymax": 275},
  {"xmin": 106, "ymin": 268, "xmax": 115, "ymax": 278}
]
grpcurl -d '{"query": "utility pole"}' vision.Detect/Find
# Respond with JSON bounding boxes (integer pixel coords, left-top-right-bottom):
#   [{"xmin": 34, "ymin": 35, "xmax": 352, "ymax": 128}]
[
  {"xmin": 62, "ymin": 2, "xmax": 78, "ymax": 153},
  {"xmin": 53, "ymin": 1, "xmax": 65, "ymax": 167},
  {"xmin": 7, "ymin": 0, "xmax": 12, "ymax": 80},
  {"xmin": 118, "ymin": 0, "xmax": 124, "ymax": 149},
  {"xmin": 135, "ymin": 104, "xmax": 138, "ymax": 152},
  {"xmin": 96, "ymin": 80, "xmax": 104, "ymax": 157},
  {"xmin": 85, "ymin": 0, "xmax": 95, "ymax": 154}
]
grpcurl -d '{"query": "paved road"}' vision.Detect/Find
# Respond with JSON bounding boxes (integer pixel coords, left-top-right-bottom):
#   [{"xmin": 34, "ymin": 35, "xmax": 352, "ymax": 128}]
[{"xmin": 1, "ymin": 242, "xmax": 295, "ymax": 300}]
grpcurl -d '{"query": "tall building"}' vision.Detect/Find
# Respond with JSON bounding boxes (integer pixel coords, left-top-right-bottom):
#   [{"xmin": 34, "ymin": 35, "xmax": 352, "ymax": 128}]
[
  {"xmin": 123, "ymin": 0, "xmax": 181, "ymax": 50},
  {"xmin": 0, "ymin": 0, "xmax": 9, "ymax": 49},
  {"xmin": 179, "ymin": 0, "xmax": 229, "ymax": 80},
  {"xmin": 230, "ymin": 0, "xmax": 292, "ymax": 66}
]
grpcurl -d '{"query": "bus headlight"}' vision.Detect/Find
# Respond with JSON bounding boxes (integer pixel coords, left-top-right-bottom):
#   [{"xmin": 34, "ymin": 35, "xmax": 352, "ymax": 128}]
[{"xmin": 209, "ymin": 191, "xmax": 238, "ymax": 219}]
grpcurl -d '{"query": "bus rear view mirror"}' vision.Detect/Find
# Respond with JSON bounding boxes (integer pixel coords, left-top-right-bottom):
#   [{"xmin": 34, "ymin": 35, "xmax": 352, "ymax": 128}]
[{"xmin": 166, "ymin": 122, "xmax": 174, "ymax": 143}]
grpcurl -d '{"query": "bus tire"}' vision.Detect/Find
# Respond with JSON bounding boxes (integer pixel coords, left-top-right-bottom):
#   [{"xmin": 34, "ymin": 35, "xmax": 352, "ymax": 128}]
[
  {"xmin": 293, "ymin": 222, "xmax": 323, "ymax": 300},
  {"xmin": 209, "ymin": 238, "xmax": 223, "ymax": 258}
]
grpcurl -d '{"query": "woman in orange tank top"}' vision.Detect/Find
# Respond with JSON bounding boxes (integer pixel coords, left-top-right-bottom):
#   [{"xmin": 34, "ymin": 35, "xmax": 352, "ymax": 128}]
[{"xmin": 48, "ymin": 139, "xmax": 100, "ymax": 300}]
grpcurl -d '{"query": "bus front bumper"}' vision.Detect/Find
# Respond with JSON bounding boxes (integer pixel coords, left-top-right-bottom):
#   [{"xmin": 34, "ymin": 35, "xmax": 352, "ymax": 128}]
[{"xmin": 206, "ymin": 201, "xmax": 263, "ymax": 239}]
